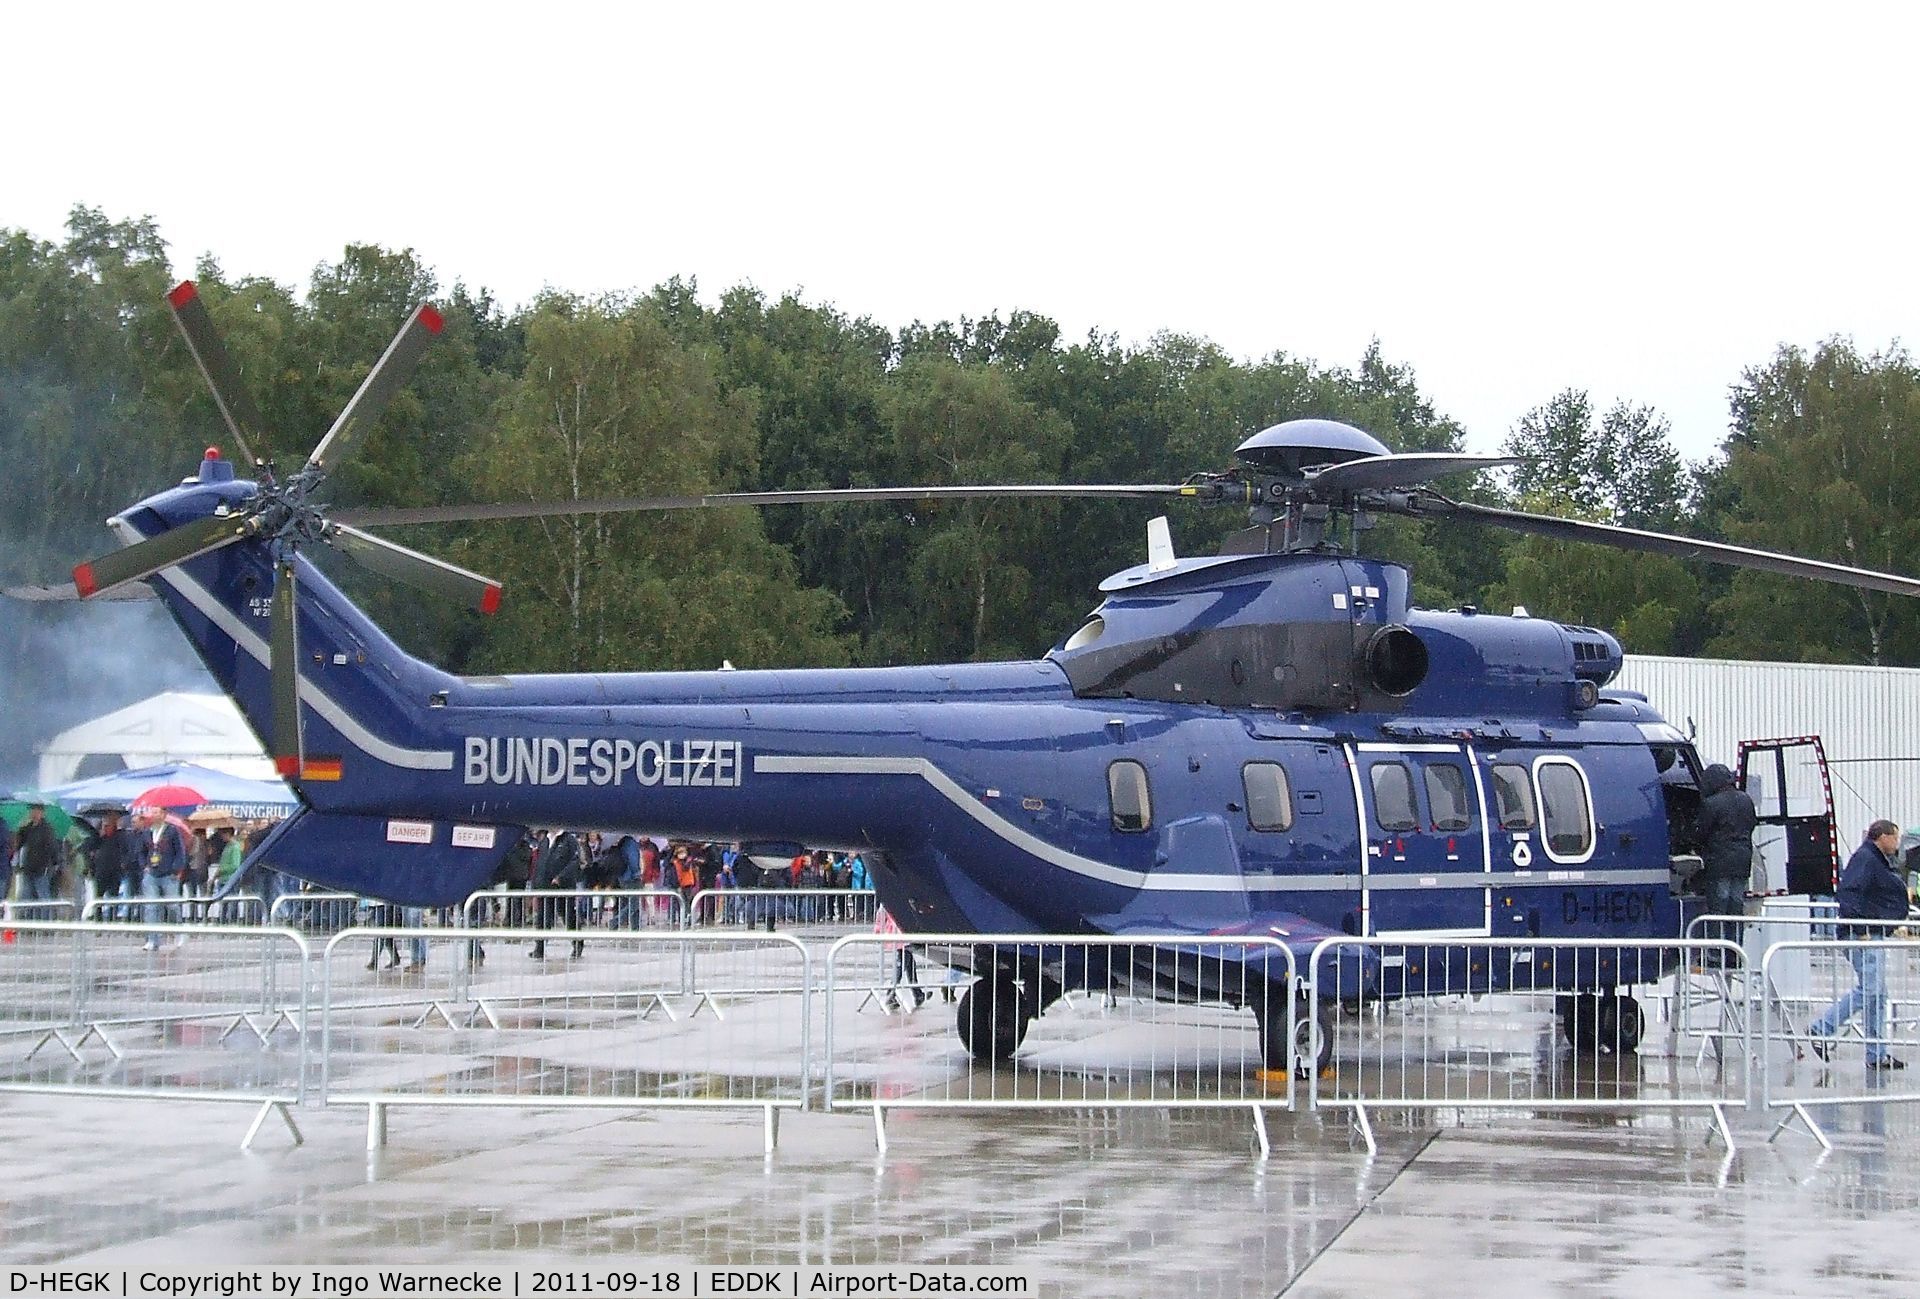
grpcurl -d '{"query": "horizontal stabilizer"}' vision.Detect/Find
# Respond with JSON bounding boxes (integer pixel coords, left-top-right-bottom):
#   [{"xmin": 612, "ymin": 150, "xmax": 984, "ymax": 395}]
[{"xmin": 243, "ymin": 807, "xmax": 524, "ymax": 907}]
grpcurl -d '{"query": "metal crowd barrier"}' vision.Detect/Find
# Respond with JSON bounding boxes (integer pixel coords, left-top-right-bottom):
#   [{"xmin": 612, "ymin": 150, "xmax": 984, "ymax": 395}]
[
  {"xmin": 1306, "ymin": 937, "xmax": 1748, "ymax": 1154},
  {"xmin": 1683, "ymin": 914, "xmax": 1911, "ymax": 1068},
  {"xmin": 822, "ymin": 934, "xmax": 1298, "ymax": 1154},
  {"xmin": 1759, "ymin": 935, "xmax": 1920, "ymax": 1149},
  {"xmin": 15, "ymin": 915, "xmax": 1920, "ymax": 1160},
  {"xmin": 0, "ymin": 920, "xmax": 311, "ymax": 1148},
  {"xmin": 1, "ymin": 900, "xmax": 77, "ymax": 929},
  {"xmin": 319, "ymin": 926, "xmax": 811, "ymax": 1152},
  {"xmin": 691, "ymin": 888, "xmax": 878, "ymax": 931},
  {"xmin": 269, "ymin": 892, "xmax": 361, "ymax": 932},
  {"xmin": 460, "ymin": 887, "xmax": 687, "ymax": 931},
  {"xmin": 81, "ymin": 893, "xmax": 267, "ymax": 926}
]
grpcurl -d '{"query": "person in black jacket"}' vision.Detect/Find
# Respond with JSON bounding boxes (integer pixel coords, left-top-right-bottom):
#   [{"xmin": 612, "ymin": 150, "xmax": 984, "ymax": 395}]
[
  {"xmin": 530, "ymin": 828, "xmax": 584, "ymax": 959},
  {"xmin": 85, "ymin": 809, "xmax": 135, "ymax": 918},
  {"xmin": 1693, "ymin": 764, "xmax": 1757, "ymax": 961},
  {"xmin": 13, "ymin": 804, "xmax": 61, "ymax": 904},
  {"xmin": 1808, "ymin": 819, "xmax": 1910, "ymax": 1069}
]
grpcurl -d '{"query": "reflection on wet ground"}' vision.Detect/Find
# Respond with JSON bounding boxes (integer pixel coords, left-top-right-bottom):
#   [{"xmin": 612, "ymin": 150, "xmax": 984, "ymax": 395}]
[
  {"xmin": 3, "ymin": 1093, "xmax": 1918, "ymax": 1296},
  {"xmin": 4, "ymin": 935, "xmax": 1919, "ymax": 1293}
]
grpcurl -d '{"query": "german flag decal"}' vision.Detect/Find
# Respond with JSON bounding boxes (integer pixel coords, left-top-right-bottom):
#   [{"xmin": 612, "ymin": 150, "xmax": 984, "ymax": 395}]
[{"xmin": 299, "ymin": 757, "xmax": 344, "ymax": 782}]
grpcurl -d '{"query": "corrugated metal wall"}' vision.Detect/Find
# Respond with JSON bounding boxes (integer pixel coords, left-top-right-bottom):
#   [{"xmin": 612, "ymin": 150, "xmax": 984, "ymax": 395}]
[{"xmin": 1614, "ymin": 655, "xmax": 1920, "ymax": 840}]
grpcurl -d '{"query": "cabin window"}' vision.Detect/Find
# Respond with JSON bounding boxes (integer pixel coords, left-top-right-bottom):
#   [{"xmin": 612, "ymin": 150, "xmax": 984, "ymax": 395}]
[
  {"xmin": 1535, "ymin": 758, "xmax": 1595, "ymax": 861},
  {"xmin": 1490, "ymin": 763, "xmax": 1536, "ymax": 830},
  {"xmin": 1108, "ymin": 760, "xmax": 1152, "ymax": 833},
  {"xmin": 1425, "ymin": 763, "xmax": 1472, "ymax": 831},
  {"xmin": 1242, "ymin": 762, "xmax": 1294, "ymax": 832},
  {"xmin": 1369, "ymin": 762, "xmax": 1419, "ymax": 832}
]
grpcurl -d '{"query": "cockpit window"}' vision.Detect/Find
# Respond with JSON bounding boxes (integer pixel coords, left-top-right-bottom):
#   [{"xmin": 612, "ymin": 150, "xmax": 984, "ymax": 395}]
[{"xmin": 1536, "ymin": 758, "xmax": 1595, "ymax": 861}]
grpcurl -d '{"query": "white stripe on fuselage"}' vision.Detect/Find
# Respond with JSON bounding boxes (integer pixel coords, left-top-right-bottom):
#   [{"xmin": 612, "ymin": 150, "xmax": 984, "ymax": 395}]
[
  {"xmin": 756, "ymin": 753, "xmax": 1256, "ymax": 893},
  {"xmin": 753, "ymin": 753, "xmax": 1676, "ymax": 897},
  {"xmin": 119, "ymin": 521, "xmax": 454, "ymax": 771}
]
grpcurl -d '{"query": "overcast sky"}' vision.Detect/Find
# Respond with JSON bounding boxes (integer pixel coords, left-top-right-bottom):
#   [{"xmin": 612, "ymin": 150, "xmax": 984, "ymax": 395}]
[{"xmin": 9, "ymin": 2, "xmax": 1915, "ymax": 463}]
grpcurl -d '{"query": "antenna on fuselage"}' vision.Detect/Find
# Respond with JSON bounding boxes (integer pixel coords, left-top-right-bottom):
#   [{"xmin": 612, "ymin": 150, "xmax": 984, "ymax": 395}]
[{"xmin": 1147, "ymin": 517, "xmax": 1178, "ymax": 573}]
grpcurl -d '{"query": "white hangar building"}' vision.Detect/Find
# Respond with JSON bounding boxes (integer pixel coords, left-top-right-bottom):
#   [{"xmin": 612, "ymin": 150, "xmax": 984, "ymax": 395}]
[{"xmin": 1615, "ymin": 655, "xmax": 1920, "ymax": 843}]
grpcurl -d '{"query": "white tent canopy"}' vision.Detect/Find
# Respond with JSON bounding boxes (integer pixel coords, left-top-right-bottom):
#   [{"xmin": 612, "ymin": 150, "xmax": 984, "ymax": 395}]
[{"xmin": 36, "ymin": 691, "xmax": 276, "ymax": 788}]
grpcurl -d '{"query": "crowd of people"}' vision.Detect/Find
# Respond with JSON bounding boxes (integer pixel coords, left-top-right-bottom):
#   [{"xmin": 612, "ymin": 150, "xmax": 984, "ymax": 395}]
[
  {"xmin": 1, "ymin": 801, "xmax": 268, "ymax": 932},
  {"xmin": 456, "ymin": 830, "xmax": 880, "ymax": 962}
]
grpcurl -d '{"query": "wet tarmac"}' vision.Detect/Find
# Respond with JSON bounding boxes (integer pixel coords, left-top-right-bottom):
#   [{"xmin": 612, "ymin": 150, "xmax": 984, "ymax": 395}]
[
  {"xmin": 2, "ymin": 1090, "xmax": 1916, "ymax": 1296},
  {"xmin": 4, "ymin": 928, "xmax": 1918, "ymax": 1293}
]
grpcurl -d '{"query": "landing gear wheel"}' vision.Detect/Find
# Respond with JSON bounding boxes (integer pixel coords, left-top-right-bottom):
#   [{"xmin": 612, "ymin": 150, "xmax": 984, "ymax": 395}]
[
  {"xmin": 1255, "ymin": 988, "xmax": 1331, "ymax": 1076},
  {"xmin": 1594, "ymin": 991, "xmax": 1644, "ymax": 1055},
  {"xmin": 1293, "ymin": 1003, "xmax": 1334, "ymax": 1077},
  {"xmin": 1556, "ymin": 993, "xmax": 1593, "ymax": 1050},
  {"xmin": 957, "ymin": 978, "xmax": 1029, "ymax": 1065},
  {"xmin": 1558, "ymin": 991, "xmax": 1644, "ymax": 1054}
]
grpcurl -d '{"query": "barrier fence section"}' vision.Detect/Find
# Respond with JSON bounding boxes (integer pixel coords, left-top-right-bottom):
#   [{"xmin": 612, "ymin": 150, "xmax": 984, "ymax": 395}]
[
  {"xmin": 0, "ymin": 921, "xmax": 311, "ymax": 1148},
  {"xmin": 690, "ymin": 888, "xmax": 878, "ymax": 931},
  {"xmin": 269, "ymin": 892, "xmax": 361, "ymax": 932},
  {"xmin": 822, "ymin": 934, "xmax": 1298, "ymax": 1154},
  {"xmin": 1682, "ymin": 914, "xmax": 1911, "ymax": 1069},
  {"xmin": 2, "ymin": 899, "xmax": 76, "ymax": 922},
  {"xmin": 81, "ymin": 894, "xmax": 267, "ymax": 926},
  {"xmin": 1759, "ymin": 936, "xmax": 1920, "ymax": 1149},
  {"xmin": 460, "ymin": 887, "xmax": 687, "ymax": 932},
  {"xmin": 1307, "ymin": 937, "xmax": 1749, "ymax": 1154},
  {"xmin": 319, "ymin": 926, "xmax": 811, "ymax": 1152}
]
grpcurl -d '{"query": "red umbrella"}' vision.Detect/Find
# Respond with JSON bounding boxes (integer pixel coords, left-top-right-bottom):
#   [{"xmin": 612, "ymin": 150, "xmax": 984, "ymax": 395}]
[
  {"xmin": 129, "ymin": 805, "xmax": 195, "ymax": 840},
  {"xmin": 133, "ymin": 784, "xmax": 206, "ymax": 812}
]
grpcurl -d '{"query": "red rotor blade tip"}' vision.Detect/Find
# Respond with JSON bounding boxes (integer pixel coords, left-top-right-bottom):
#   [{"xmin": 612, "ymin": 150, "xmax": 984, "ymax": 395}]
[
  {"xmin": 274, "ymin": 755, "xmax": 301, "ymax": 778},
  {"xmin": 479, "ymin": 584, "xmax": 503, "ymax": 615},
  {"xmin": 419, "ymin": 304, "xmax": 445, "ymax": 335},
  {"xmin": 72, "ymin": 562, "xmax": 98, "ymax": 598},
  {"xmin": 168, "ymin": 281, "xmax": 198, "ymax": 308}
]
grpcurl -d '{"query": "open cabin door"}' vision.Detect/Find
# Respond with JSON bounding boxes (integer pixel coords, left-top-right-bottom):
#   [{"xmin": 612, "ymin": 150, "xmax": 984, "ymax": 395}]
[
  {"xmin": 1737, "ymin": 735, "xmax": 1839, "ymax": 896},
  {"xmin": 1347, "ymin": 741, "xmax": 1493, "ymax": 937}
]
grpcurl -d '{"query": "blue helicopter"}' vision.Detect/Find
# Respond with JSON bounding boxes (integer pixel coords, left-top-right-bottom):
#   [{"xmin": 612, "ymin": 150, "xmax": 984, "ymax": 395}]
[{"xmin": 31, "ymin": 284, "xmax": 1920, "ymax": 1070}]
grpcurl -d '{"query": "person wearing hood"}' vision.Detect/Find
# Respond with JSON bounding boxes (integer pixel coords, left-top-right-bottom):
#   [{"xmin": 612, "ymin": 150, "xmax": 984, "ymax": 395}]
[{"xmin": 1693, "ymin": 763, "xmax": 1757, "ymax": 960}]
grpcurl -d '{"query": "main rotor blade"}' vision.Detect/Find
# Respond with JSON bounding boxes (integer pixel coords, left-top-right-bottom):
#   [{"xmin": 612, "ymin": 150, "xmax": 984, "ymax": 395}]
[
  {"xmin": 1399, "ymin": 496, "xmax": 1920, "ymax": 598},
  {"xmin": 166, "ymin": 281, "xmax": 269, "ymax": 468},
  {"xmin": 335, "ymin": 483, "xmax": 1193, "ymax": 527},
  {"xmin": 305, "ymin": 302, "xmax": 445, "ymax": 475},
  {"xmin": 1305, "ymin": 453, "xmax": 1523, "ymax": 494},
  {"xmin": 271, "ymin": 558, "xmax": 304, "ymax": 779},
  {"xmin": 2, "ymin": 582, "xmax": 156, "ymax": 602},
  {"xmin": 73, "ymin": 512, "xmax": 259, "ymax": 598},
  {"xmin": 329, "ymin": 524, "xmax": 503, "ymax": 614}
]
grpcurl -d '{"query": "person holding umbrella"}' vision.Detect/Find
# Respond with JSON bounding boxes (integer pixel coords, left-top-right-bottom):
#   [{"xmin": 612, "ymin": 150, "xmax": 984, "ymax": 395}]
[{"xmin": 133, "ymin": 804, "xmax": 189, "ymax": 950}]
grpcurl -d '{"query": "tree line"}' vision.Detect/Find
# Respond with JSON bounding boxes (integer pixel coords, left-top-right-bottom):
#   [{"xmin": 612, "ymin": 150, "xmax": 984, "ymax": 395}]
[{"xmin": 6, "ymin": 206, "xmax": 1920, "ymax": 696}]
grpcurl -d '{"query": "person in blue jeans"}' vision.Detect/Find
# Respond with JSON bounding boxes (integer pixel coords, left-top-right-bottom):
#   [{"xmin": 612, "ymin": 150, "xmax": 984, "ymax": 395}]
[
  {"xmin": 1809, "ymin": 819, "xmax": 1910, "ymax": 1069},
  {"xmin": 134, "ymin": 807, "xmax": 189, "ymax": 950}
]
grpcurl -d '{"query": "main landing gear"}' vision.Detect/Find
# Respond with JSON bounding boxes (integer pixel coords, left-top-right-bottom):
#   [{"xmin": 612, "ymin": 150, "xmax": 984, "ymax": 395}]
[
  {"xmin": 1557, "ymin": 990, "xmax": 1645, "ymax": 1055},
  {"xmin": 957, "ymin": 964, "xmax": 1062, "ymax": 1065},
  {"xmin": 1255, "ymin": 985, "xmax": 1332, "ymax": 1077}
]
